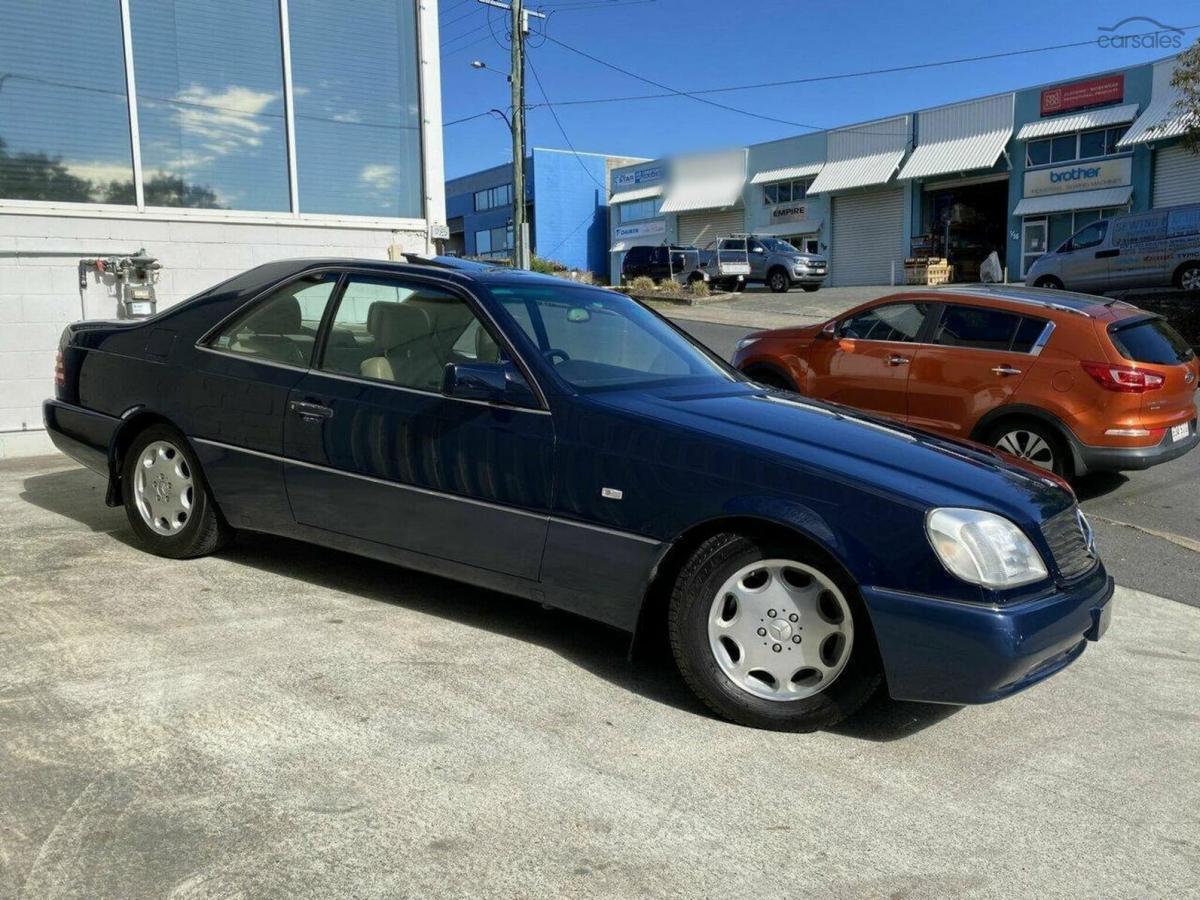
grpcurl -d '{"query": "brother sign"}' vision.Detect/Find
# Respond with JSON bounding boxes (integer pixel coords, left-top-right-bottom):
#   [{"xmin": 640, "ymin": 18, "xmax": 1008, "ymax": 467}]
[{"xmin": 1024, "ymin": 157, "xmax": 1132, "ymax": 198}]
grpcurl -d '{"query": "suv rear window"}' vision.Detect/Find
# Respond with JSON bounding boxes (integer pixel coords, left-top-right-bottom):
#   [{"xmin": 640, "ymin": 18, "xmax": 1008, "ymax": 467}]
[{"xmin": 1109, "ymin": 317, "xmax": 1195, "ymax": 365}]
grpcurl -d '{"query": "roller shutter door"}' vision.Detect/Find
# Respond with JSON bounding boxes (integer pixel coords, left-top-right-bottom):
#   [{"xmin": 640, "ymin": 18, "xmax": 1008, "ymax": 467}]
[
  {"xmin": 1152, "ymin": 144, "xmax": 1200, "ymax": 209},
  {"xmin": 830, "ymin": 189, "xmax": 904, "ymax": 286},
  {"xmin": 677, "ymin": 207, "xmax": 745, "ymax": 247}
]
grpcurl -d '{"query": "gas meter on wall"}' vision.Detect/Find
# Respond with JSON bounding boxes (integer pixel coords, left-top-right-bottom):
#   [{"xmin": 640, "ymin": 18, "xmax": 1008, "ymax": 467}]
[{"xmin": 78, "ymin": 249, "xmax": 162, "ymax": 318}]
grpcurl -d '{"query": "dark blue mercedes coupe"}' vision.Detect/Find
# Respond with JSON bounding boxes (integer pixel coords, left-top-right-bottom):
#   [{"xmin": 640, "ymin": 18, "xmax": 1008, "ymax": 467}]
[{"xmin": 45, "ymin": 258, "xmax": 1113, "ymax": 731}]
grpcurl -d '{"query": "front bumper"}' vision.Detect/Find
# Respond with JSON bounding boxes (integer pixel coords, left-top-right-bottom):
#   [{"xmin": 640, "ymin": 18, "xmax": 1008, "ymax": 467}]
[
  {"xmin": 1070, "ymin": 418, "xmax": 1198, "ymax": 474},
  {"xmin": 862, "ymin": 567, "xmax": 1114, "ymax": 705},
  {"xmin": 791, "ymin": 268, "xmax": 827, "ymax": 285}
]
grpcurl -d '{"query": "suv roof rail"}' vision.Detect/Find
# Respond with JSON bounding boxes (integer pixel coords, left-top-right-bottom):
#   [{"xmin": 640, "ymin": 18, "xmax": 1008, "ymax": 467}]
[{"xmin": 933, "ymin": 284, "xmax": 1100, "ymax": 318}]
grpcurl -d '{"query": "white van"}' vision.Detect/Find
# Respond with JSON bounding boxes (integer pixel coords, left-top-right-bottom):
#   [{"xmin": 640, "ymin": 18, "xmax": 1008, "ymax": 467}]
[{"xmin": 1025, "ymin": 203, "xmax": 1200, "ymax": 293}]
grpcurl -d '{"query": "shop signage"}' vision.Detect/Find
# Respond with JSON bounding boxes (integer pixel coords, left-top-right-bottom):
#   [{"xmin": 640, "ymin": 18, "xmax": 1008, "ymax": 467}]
[
  {"xmin": 614, "ymin": 219, "xmax": 666, "ymax": 241},
  {"xmin": 1023, "ymin": 157, "xmax": 1131, "ymax": 197},
  {"xmin": 1040, "ymin": 74, "xmax": 1123, "ymax": 116},
  {"xmin": 613, "ymin": 165, "xmax": 666, "ymax": 189},
  {"xmin": 768, "ymin": 204, "xmax": 809, "ymax": 224}
]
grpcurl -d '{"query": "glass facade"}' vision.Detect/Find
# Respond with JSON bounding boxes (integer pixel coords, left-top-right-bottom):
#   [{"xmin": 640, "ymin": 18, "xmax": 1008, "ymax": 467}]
[
  {"xmin": 0, "ymin": 0, "xmax": 134, "ymax": 203},
  {"xmin": 0, "ymin": 0, "xmax": 425, "ymax": 219},
  {"xmin": 474, "ymin": 183, "xmax": 513, "ymax": 212},
  {"xmin": 289, "ymin": 0, "xmax": 422, "ymax": 217},
  {"xmin": 130, "ymin": 0, "xmax": 289, "ymax": 210}
]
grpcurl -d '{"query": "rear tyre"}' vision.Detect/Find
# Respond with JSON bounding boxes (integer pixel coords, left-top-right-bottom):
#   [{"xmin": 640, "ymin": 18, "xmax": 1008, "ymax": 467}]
[
  {"xmin": 767, "ymin": 268, "xmax": 791, "ymax": 293},
  {"xmin": 1034, "ymin": 276, "xmax": 1063, "ymax": 289},
  {"xmin": 985, "ymin": 419, "xmax": 1068, "ymax": 477},
  {"xmin": 1175, "ymin": 262, "xmax": 1200, "ymax": 292},
  {"xmin": 121, "ymin": 424, "xmax": 232, "ymax": 559},
  {"xmin": 668, "ymin": 532, "xmax": 882, "ymax": 732}
]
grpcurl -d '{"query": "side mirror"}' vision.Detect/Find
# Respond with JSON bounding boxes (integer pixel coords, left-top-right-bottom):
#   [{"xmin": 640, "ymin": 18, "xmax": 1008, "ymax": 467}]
[
  {"xmin": 819, "ymin": 320, "xmax": 839, "ymax": 339},
  {"xmin": 441, "ymin": 361, "xmax": 538, "ymax": 408},
  {"xmin": 752, "ymin": 246, "xmax": 765, "ymax": 254}
]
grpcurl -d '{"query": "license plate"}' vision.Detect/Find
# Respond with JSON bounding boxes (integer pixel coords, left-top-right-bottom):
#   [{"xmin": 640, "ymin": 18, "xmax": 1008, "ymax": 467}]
[{"xmin": 1171, "ymin": 423, "xmax": 1190, "ymax": 443}]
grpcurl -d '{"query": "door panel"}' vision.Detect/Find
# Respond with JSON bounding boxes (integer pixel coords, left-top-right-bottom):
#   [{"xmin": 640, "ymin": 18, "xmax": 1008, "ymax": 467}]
[
  {"xmin": 282, "ymin": 274, "xmax": 554, "ymax": 581},
  {"xmin": 806, "ymin": 340, "xmax": 917, "ymax": 420}
]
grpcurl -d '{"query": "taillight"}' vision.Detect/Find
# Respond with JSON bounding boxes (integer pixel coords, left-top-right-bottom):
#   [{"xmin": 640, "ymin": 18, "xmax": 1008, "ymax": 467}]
[
  {"xmin": 1080, "ymin": 361, "xmax": 1164, "ymax": 393},
  {"xmin": 54, "ymin": 350, "xmax": 65, "ymax": 387}
]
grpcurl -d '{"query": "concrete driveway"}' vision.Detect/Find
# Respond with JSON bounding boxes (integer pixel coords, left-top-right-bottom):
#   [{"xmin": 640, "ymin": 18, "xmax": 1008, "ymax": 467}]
[{"xmin": 2, "ymin": 455, "xmax": 1198, "ymax": 898}]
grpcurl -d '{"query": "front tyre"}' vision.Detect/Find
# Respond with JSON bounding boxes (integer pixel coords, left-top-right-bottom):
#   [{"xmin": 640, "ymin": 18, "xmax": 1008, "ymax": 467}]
[
  {"xmin": 767, "ymin": 268, "xmax": 791, "ymax": 293},
  {"xmin": 121, "ymin": 424, "xmax": 232, "ymax": 559},
  {"xmin": 668, "ymin": 533, "xmax": 881, "ymax": 731}
]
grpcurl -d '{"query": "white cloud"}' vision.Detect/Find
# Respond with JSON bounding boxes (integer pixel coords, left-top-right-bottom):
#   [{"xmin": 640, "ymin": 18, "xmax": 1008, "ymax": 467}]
[
  {"xmin": 63, "ymin": 160, "xmax": 134, "ymax": 186},
  {"xmin": 172, "ymin": 84, "xmax": 281, "ymax": 157},
  {"xmin": 360, "ymin": 164, "xmax": 397, "ymax": 192},
  {"xmin": 332, "ymin": 110, "xmax": 362, "ymax": 123}
]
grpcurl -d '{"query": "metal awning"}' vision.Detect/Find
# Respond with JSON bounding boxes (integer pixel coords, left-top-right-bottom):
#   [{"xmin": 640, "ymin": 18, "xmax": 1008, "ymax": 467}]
[
  {"xmin": 1119, "ymin": 60, "xmax": 1193, "ymax": 146},
  {"xmin": 898, "ymin": 93, "xmax": 1014, "ymax": 180},
  {"xmin": 659, "ymin": 180, "xmax": 744, "ymax": 213},
  {"xmin": 1012, "ymin": 185, "xmax": 1132, "ymax": 216},
  {"xmin": 1015, "ymin": 103, "xmax": 1139, "ymax": 141},
  {"xmin": 808, "ymin": 115, "xmax": 910, "ymax": 194},
  {"xmin": 756, "ymin": 219, "xmax": 823, "ymax": 236},
  {"xmin": 609, "ymin": 184, "xmax": 664, "ymax": 204},
  {"xmin": 750, "ymin": 163, "xmax": 823, "ymax": 184}
]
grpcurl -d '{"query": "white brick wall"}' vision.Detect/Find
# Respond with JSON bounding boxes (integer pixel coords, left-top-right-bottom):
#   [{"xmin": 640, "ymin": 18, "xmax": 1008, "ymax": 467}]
[{"xmin": 0, "ymin": 210, "xmax": 428, "ymax": 455}]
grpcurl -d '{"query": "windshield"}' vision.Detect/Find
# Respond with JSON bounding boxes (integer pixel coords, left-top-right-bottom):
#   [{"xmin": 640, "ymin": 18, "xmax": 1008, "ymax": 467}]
[
  {"xmin": 488, "ymin": 283, "xmax": 735, "ymax": 392},
  {"xmin": 762, "ymin": 238, "xmax": 799, "ymax": 253}
]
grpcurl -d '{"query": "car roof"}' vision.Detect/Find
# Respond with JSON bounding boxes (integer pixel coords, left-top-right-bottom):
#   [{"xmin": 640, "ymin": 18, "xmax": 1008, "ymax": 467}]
[
  {"xmin": 264, "ymin": 256, "xmax": 581, "ymax": 289},
  {"xmin": 877, "ymin": 284, "xmax": 1127, "ymax": 319}
]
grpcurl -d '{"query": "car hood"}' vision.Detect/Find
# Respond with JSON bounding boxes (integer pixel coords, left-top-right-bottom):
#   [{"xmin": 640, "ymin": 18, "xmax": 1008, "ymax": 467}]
[{"xmin": 590, "ymin": 381, "xmax": 1073, "ymax": 524}]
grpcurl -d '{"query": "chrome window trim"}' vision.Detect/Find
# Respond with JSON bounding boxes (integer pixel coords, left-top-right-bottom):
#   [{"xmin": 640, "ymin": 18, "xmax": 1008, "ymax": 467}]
[
  {"xmin": 306, "ymin": 368, "xmax": 552, "ymax": 415},
  {"xmin": 195, "ymin": 344, "xmax": 312, "ymax": 374},
  {"xmin": 192, "ymin": 437, "xmax": 661, "ymax": 545}
]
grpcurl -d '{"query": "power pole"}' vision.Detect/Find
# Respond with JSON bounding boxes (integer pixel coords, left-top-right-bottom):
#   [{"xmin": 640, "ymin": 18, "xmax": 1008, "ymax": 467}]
[{"xmin": 477, "ymin": 0, "xmax": 543, "ymax": 269}]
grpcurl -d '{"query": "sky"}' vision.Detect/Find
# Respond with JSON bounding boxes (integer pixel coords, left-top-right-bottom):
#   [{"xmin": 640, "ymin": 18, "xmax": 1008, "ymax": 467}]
[{"xmin": 438, "ymin": 0, "xmax": 1200, "ymax": 178}]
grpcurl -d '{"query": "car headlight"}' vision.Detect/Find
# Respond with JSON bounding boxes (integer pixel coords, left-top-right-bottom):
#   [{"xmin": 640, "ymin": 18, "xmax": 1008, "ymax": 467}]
[
  {"xmin": 734, "ymin": 336, "xmax": 759, "ymax": 352},
  {"xmin": 925, "ymin": 508, "xmax": 1048, "ymax": 588}
]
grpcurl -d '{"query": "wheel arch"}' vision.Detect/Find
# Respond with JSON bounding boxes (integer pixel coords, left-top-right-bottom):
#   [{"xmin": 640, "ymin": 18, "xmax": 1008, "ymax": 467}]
[
  {"xmin": 1171, "ymin": 259, "xmax": 1200, "ymax": 288},
  {"xmin": 629, "ymin": 512, "xmax": 872, "ymax": 662},
  {"xmin": 970, "ymin": 404, "xmax": 1082, "ymax": 475},
  {"xmin": 739, "ymin": 360, "xmax": 797, "ymax": 391},
  {"xmin": 104, "ymin": 407, "xmax": 182, "ymax": 507}
]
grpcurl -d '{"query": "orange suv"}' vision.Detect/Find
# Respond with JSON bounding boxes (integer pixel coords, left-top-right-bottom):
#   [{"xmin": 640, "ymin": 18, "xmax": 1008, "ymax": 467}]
[{"xmin": 732, "ymin": 286, "xmax": 1199, "ymax": 477}]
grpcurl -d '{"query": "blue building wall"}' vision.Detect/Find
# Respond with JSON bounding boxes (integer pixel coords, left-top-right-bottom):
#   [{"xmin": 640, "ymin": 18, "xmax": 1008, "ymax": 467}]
[
  {"xmin": 1005, "ymin": 62, "xmax": 1156, "ymax": 275},
  {"xmin": 530, "ymin": 148, "xmax": 612, "ymax": 277},
  {"xmin": 445, "ymin": 149, "xmax": 624, "ymax": 277}
]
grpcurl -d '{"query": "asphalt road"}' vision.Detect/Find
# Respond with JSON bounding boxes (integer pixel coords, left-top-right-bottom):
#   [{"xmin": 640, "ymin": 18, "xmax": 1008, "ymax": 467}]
[
  {"xmin": 3, "ymin": 455, "xmax": 1198, "ymax": 898},
  {"xmin": 677, "ymin": 318, "xmax": 1200, "ymax": 607}
]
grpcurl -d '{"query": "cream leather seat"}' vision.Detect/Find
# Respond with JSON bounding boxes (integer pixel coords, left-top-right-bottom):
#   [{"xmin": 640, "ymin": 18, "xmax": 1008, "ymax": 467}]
[{"xmin": 360, "ymin": 303, "xmax": 444, "ymax": 388}]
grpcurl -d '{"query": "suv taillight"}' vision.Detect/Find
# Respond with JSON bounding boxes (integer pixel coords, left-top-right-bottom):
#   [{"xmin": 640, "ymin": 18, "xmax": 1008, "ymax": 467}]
[
  {"xmin": 54, "ymin": 350, "xmax": 65, "ymax": 387},
  {"xmin": 1080, "ymin": 360, "xmax": 1164, "ymax": 393}
]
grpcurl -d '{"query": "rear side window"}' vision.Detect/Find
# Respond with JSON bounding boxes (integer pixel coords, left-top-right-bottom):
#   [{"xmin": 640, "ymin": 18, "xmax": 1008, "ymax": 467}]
[
  {"xmin": 208, "ymin": 274, "xmax": 338, "ymax": 367},
  {"xmin": 841, "ymin": 302, "xmax": 931, "ymax": 342},
  {"xmin": 1011, "ymin": 317, "xmax": 1051, "ymax": 353},
  {"xmin": 1109, "ymin": 317, "xmax": 1195, "ymax": 365},
  {"xmin": 933, "ymin": 305, "xmax": 1023, "ymax": 351}
]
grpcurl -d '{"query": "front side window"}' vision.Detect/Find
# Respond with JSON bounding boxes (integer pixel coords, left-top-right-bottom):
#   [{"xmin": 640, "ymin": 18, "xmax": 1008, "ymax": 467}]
[
  {"xmin": 0, "ymin": 1, "xmax": 134, "ymax": 203},
  {"xmin": 841, "ymin": 303, "xmax": 930, "ymax": 343},
  {"xmin": 321, "ymin": 276, "xmax": 493, "ymax": 392},
  {"xmin": 130, "ymin": 0, "xmax": 289, "ymax": 211},
  {"xmin": 1070, "ymin": 221, "xmax": 1107, "ymax": 250},
  {"xmin": 762, "ymin": 238, "xmax": 799, "ymax": 253},
  {"xmin": 490, "ymin": 284, "xmax": 732, "ymax": 392},
  {"xmin": 209, "ymin": 274, "xmax": 338, "ymax": 366},
  {"xmin": 289, "ymin": 0, "xmax": 421, "ymax": 217},
  {"xmin": 933, "ymin": 305, "xmax": 1023, "ymax": 351}
]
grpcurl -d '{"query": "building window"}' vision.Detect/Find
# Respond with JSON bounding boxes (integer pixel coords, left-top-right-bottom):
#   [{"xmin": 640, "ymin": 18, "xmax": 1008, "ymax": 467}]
[
  {"xmin": 475, "ymin": 224, "xmax": 513, "ymax": 259},
  {"xmin": 617, "ymin": 196, "xmax": 663, "ymax": 223},
  {"xmin": 130, "ymin": 0, "xmax": 290, "ymax": 210},
  {"xmin": 474, "ymin": 183, "xmax": 513, "ymax": 212},
  {"xmin": 289, "ymin": 0, "xmax": 422, "ymax": 217},
  {"xmin": 1025, "ymin": 126, "xmax": 1129, "ymax": 168},
  {"xmin": 763, "ymin": 179, "xmax": 811, "ymax": 205},
  {"xmin": 0, "ymin": 0, "xmax": 134, "ymax": 203}
]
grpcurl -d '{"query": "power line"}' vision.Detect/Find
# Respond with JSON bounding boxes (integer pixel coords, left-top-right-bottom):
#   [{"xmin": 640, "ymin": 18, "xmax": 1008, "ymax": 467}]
[
  {"xmin": 526, "ymin": 53, "xmax": 605, "ymax": 189},
  {"xmin": 539, "ymin": 34, "xmax": 820, "ymax": 129},
  {"xmin": 540, "ymin": 26, "xmax": 1200, "ymax": 109}
]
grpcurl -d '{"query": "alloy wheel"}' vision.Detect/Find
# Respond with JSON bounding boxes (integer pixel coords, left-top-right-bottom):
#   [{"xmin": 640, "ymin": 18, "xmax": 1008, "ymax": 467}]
[
  {"xmin": 770, "ymin": 272, "xmax": 788, "ymax": 292},
  {"xmin": 994, "ymin": 429, "xmax": 1055, "ymax": 470},
  {"xmin": 1181, "ymin": 266, "xmax": 1200, "ymax": 292},
  {"xmin": 133, "ymin": 440, "xmax": 194, "ymax": 535},
  {"xmin": 707, "ymin": 560, "xmax": 854, "ymax": 701}
]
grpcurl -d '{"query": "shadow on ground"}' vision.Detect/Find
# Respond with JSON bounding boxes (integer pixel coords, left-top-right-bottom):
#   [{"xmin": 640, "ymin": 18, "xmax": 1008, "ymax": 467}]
[
  {"xmin": 1073, "ymin": 471, "xmax": 1129, "ymax": 501},
  {"xmin": 20, "ymin": 464, "xmax": 958, "ymax": 741}
]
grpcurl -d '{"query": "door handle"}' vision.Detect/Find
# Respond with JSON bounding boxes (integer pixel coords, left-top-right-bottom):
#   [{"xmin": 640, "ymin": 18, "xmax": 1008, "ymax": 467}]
[
  {"xmin": 1095, "ymin": 249, "xmax": 1119, "ymax": 259},
  {"xmin": 289, "ymin": 400, "xmax": 334, "ymax": 420},
  {"xmin": 887, "ymin": 354, "xmax": 910, "ymax": 367},
  {"xmin": 991, "ymin": 365, "xmax": 1023, "ymax": 376}
]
